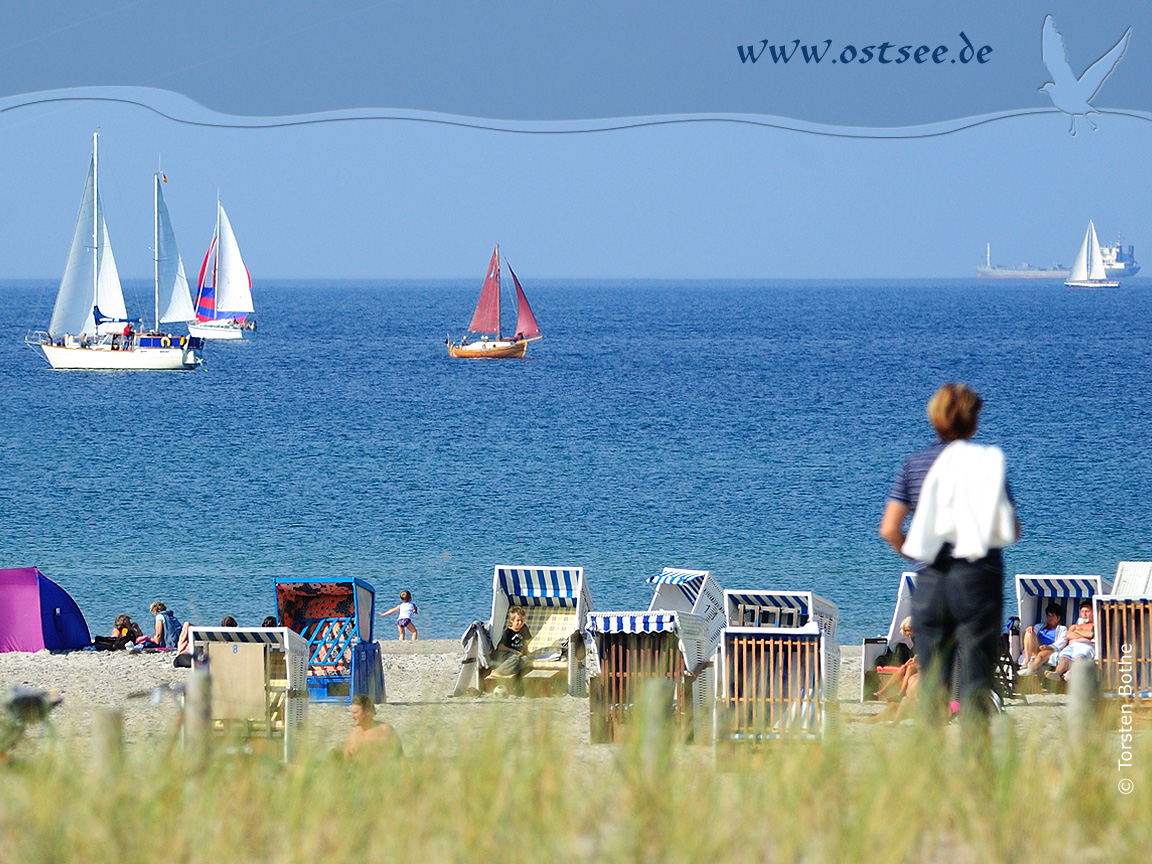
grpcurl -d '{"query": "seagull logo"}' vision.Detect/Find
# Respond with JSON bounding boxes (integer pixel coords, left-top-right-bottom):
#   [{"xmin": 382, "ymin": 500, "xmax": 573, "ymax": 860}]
[{"xmin": 1040, "ymin": 15, "xmax": 1131, "ymax": 135}]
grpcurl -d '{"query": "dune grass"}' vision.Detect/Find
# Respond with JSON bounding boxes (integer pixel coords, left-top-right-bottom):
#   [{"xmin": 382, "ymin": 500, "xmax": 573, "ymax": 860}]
[{"xmin": 0, "ymin": 698, "xmax": 1148, "ymax": 864}]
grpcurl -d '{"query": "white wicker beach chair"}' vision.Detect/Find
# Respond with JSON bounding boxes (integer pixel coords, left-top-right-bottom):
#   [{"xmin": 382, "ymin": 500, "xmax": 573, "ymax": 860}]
[{"xmin": 860, "ymin": 572, "xmax": 916, "ymax": 702}]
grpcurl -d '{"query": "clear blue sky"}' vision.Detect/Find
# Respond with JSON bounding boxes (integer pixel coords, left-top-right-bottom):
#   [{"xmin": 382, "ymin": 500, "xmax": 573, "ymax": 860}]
[{"xmin": 0, "ymin": 2, "xmax": 1149, "ymax": 279}]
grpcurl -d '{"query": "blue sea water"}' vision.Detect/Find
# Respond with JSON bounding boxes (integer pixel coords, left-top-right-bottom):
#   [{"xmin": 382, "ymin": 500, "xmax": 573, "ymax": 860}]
[{"xmin": 2, "ymin": 277, "xmax": 1151, "ymax": 645}]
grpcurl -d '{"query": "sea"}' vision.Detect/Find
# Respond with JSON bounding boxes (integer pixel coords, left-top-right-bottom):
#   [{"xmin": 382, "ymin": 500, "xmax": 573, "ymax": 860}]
[{"xmin": 2, "ymin": 277, "xmax": 1151, "ymax": 646}]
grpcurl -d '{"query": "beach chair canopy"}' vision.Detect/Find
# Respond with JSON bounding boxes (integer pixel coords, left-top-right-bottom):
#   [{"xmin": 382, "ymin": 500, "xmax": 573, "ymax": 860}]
[
  {"xmin": 0, "ymin": 567, "xmax": 91, "ymax": 653},
  {"xmin": 724, "ymin": 589, "xmax": 840, "ymax": 642},
  {"xmin": 586, "ymin": 609, "xmax": 710, "ymax": 675},
  {"xmin": 274, "ymin": 578, "xmax": 375, "ymax": 642},
  {"xmin": 1015, "ymin": 575, "xmax": 1105, "ymax": 629},
  {"xmin": 1113, "ymin": 562, "xmax": 1152, "ymax": 596},
  {"xmin": 489, "ymin": 566, "xmax": 591, "ymax": 633},
  {"xmin": 646, "ymin": 567, "xmax": 725, "ymax": 657}
]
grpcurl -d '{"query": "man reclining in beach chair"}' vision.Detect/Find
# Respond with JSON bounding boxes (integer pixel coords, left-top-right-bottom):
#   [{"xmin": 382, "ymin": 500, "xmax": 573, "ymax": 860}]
[{"xmin": 1018, "ymin": 602, "xmax": 1068, "ymax": 676}]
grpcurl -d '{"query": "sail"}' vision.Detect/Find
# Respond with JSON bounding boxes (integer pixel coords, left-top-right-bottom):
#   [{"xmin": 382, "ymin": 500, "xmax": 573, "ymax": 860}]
[
  {"xmin": 510, "ymin": 266, "xmax": 541, "ymax": 339},
  {"xmin": 468, "ymin": 245, "xmax": 501, "ymax": 334},
  {"xmin": 156, "ymin": 176, "xmax": 196, "ymax": 324},
  {"xmin": 194, "ymin": 237, "xmax": 217, "ymax": 321},
  {"xmin": 1068, "ymin": 224, "xmax": 1091, "ymax": 282},
  {"xmin": 1087, "ymin": 221, "xmax": 1108, "ymax": 281},
  {"xmin": 93, "ymin": 202, "xmax": 127, "ymax": 334},
  {"xmin": 49, "ymin": 158, "xmax": 97, "ymax": 336},
  {"xmin": 194, "ymin": 202, "xmax": 252, "ymax": 321},
  {"xmin": 214, "ymin": 204, "xmax": 253, "ymax": 315}
]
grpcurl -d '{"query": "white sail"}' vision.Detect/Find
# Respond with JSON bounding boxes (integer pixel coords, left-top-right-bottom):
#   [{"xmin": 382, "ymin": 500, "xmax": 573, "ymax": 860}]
[
  {"xmin": 94, "ymin": 202, "xmax": 127, "ymax": 334},
  {"xmin": 213, "ymin": 204, "xmax": 253, "ymax": 314},
  {"xmin": 48, "ymin": 155, "xmax": 128, "ymax": 336},
  {"xmin": 155, "ymin": 176, "xmax": 196, "ymax": 324},
  {"xmin": 48, "ymin": 159, "xmax": 97, "ymax": 336},
  {"xmin": 1068, "ymin": 224, "xmax": 1091, "ymax": 283},
  {"xmin": 1087, "ymin": 221, "xmax": 1108, "ymax": 281}
]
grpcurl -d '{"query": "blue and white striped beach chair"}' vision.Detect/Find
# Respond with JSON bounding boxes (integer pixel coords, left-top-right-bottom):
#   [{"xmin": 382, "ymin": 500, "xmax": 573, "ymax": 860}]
[
  {"xmin": 585, "ymin": 568, "xmax": 725, "ymax": 743},
  {"xmin": 717, "ymin": 588, "xmax": 839, "ymax": 741},
  {"xmin": 455, "ymin": 566, "xmax": 592, "ymax": 697}
]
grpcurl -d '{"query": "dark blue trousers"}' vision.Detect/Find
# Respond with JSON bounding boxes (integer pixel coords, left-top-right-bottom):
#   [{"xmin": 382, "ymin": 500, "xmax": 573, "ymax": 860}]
[{"xmin": 911, "ymin": 549, "xmax": 1003, "ymax": 723}]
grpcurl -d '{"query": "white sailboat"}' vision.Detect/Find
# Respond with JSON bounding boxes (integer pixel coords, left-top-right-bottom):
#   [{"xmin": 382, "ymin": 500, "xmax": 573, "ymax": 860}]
[
  {"xmin": 26, "ymin": 134, "xmax": 204, "ymax": 370},
  {"xmin": 1065, "ymin": 221, "xmax": 1120, "ymax": 288},
  {"xmin": 188, "ymin": 201, "xmax": 256, "ymax": 340}
]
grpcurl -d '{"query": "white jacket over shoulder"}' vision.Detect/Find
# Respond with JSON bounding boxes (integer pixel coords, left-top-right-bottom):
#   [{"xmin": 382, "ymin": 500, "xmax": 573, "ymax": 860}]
[{"xmin": 901, "ymin": 440, "xmax": 1017, "ymax": 563}]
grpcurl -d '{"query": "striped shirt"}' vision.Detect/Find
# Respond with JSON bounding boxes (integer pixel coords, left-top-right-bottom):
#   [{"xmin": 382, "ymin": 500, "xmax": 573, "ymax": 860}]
[
  {"xmin": 888, "ymin": 440, "xmax": 949, "ymax": 513},
  {"xmin": 889, "ymin": 439, "xmax": 1016, "ymax": 516}
]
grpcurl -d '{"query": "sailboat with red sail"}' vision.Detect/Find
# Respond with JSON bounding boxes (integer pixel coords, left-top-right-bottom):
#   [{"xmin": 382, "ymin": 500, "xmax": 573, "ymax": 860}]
[{"xmin": 447, "ymin": 244, "xmax": 542, "ymax": 358}]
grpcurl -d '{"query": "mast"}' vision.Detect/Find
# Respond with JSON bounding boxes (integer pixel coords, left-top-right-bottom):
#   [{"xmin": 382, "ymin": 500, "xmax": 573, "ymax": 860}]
[
  {"xmin": 213, "ymin": 194, "xmax": 221, "ymax": 318},
  {"xmin": 986, "ymin": 243, "xmax": 990, "ymax": 268},
  {"xmin": 154, "ymin": 168, "xmax": 159, "ymax": 331},
  {"xmin": 92, "ymin": 132, "xmax": 99, "ymax": 320},
  {"xmin": 495, "ymin": 243, "xmax": 501, "ymax": 340}
]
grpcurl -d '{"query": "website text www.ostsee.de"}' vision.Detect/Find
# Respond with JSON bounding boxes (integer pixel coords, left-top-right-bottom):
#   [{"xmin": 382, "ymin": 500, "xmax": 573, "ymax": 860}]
[{"xmin": 738, "ymin": 33, "xmax": 992, "ymax": 67}]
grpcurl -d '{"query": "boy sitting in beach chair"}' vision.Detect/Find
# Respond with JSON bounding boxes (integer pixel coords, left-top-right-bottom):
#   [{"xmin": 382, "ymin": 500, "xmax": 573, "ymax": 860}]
[{"xmin": 487, "ymin": 606, "xmax": 533, "ymax": 692}]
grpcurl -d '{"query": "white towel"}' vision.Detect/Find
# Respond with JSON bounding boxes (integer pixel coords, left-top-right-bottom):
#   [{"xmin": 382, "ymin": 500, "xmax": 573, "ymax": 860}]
[{"xmin": 901, "ymin": 440, "xmax": 1017, "ymax": 563}]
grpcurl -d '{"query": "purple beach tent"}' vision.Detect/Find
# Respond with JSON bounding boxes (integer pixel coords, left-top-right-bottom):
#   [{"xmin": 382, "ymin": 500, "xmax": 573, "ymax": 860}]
[{"xmin": 0, "ymin": 567, "xmax": 92, "ymax": 653}]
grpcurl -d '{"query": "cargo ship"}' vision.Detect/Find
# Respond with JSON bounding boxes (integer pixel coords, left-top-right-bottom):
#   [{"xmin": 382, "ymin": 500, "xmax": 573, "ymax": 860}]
[{"xmin": 977, "ymin": 240, "xmax": 1140, "ymax": 279}]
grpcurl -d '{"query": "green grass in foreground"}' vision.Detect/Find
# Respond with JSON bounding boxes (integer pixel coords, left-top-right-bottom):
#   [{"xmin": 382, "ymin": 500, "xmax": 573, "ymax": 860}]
[{"xmin": 0, "ymin": 702, "xmax": 1148, "ymax": 864}]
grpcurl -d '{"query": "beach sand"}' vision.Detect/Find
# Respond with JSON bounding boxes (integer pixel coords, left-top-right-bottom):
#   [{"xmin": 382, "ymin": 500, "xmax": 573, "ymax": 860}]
[{"xmin": 0, "ymin": 639, "xmax": 1070, "ymax": 757}]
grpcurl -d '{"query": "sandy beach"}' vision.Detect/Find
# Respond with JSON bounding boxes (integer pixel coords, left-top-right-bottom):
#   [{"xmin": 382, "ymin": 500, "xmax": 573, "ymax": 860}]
[{"xmin": 0, "ymin": 638, "xmax": 1071, "ymax": 758}]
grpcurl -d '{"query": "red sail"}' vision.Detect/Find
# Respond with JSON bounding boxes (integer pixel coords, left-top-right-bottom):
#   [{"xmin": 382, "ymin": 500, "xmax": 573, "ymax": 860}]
[
  {"xmin": 467, "ymin": 245, "xmax": 501, "ymax": 335},
  {"xmin": 510, "ymin": 266, "xmax": 541, "ymax": 339}
]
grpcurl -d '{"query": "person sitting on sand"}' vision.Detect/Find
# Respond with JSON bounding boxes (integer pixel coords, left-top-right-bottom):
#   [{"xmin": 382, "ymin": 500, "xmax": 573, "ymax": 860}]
[
  {"xmin": 379, "ymin": 590, "xmax": 418, "ymax": 640},
  {"xmin": 1046, "ymin": 600, "xmax": 1095, "ymax": 682},
  {"xmin": 150, "ymin": 601, "xmax": 182, "ymax": 650},
  {"xmin": 1018, "ymin": 602, "xmax": 1067, "ymax": 676},
  {"xmin": 344, "ymin": 694, "xmax": 402, "ymax": 761},
  {"xmin": 488, "ymin": 606, "xmax": 532, "ymax": 691},
  {"xmin": 876, "ymin": 618, "xmax": 917, "ymax": 701},
  {"xmin": 111, "ymin": 614, "xmax": 143, "ymax": 649}
]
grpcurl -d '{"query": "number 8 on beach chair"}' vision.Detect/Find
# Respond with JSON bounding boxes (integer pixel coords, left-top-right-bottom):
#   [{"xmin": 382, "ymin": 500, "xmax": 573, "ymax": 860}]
[
  {"xmin": 716, "ymin": 589, "xmax": 839, "ymax": 742},
  {"xmin": 585, "ymin": 568, "xmax": 725, "ymax": 744}
]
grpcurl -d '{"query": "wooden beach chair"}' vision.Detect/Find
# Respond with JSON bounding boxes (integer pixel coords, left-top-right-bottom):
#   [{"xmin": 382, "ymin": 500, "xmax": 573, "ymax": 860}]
[
  {"xmin": 860, "ymin": 572, "xmax": 916, "ymax": 702},
  {"xmin": 717, "ymin": 589, "xmax": 839, "ymax": 743},
  {"xmin": 188, "ymin": 627, "xmax": 309, "ymax": 761},
  {"xmin": 273, "ymin": 577, "xmax": 383, "ymax": 703},
  {"xmin": 586, "ymin": 610, "xmax": 713, "ymax": 743},
  {"xmin": 585, "ymin": 568, "xmax": 724, "ymax": 744},
  {"xmin": 1095, "ymin": 563, "xmax": 1152, "ymax": 703},
  {"xmin": 478, "ymin": 566, "xmax": 592, "ymax": 697}
]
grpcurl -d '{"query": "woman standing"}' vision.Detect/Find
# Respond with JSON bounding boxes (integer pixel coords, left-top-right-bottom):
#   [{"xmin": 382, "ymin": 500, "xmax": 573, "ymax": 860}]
[{"xmin": 879, "ymin": 383, "xmax": 1018, "ymax": 725}]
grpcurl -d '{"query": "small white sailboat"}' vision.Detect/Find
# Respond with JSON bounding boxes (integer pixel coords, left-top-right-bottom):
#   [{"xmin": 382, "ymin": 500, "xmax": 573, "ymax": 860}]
[
  {"xmin": 189, "ymin": 201, "xmax": 257, "ymax": 339},
  {"xmin": 26, "ymin": 134, "xmax": 204, "ymax": 370},
  {"xmin": 1065, "ymin": 221, "xmax": 1120, "ymax": 288},
  {"xmin": 447, "ymin": 244, "xmax": 542, "ymax": 358}
]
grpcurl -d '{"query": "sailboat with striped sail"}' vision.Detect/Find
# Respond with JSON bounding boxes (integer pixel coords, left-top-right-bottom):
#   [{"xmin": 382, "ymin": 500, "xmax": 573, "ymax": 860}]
[
  {"xmin": 447, "ymin": 244, "xmax": 542, "ymax": 358},
  {"xmin": 188, "ymin": 201, "xmax": 257, "ymax": 339},
  {"xmin": 1065, "ymin": 221, "xmax": 1119, "ymax": 288}
]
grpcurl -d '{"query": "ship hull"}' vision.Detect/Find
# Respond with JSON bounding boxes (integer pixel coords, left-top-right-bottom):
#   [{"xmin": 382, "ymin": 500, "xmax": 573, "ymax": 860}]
[
  {"xmin": 40, "ymin": 343, "xmax": 202, "ymax": 370},
  {"xmin": 447, "ymin": 338, "xmax": 529, "ymax": 359}
]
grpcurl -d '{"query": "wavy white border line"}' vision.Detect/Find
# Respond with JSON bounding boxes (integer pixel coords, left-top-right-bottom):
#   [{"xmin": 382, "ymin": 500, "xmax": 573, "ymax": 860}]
[{"xmin": 2, "ymin": 86, "xmax": 1149, "ymax": 138}]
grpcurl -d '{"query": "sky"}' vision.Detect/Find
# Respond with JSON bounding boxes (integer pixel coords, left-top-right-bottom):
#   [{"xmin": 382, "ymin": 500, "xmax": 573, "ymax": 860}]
[{"xmin": 0, "ymin": 2, "xmax": 1149, "ymax": 279}]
